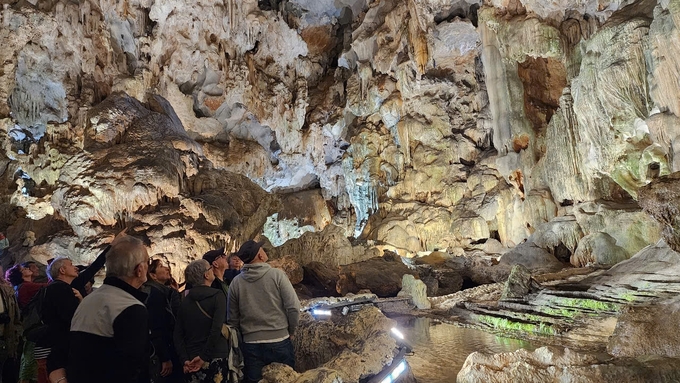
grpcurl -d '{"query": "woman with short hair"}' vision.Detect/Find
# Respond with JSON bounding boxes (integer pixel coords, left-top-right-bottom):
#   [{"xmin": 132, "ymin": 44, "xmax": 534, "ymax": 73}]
[{"xmin": 174, "ymin": 260, "xmax": 230, "ymax": 383}]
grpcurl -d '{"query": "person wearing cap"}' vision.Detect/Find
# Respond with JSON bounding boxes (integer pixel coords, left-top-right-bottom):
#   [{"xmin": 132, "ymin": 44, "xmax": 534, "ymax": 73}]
[
  {"xmin": 227, "ymin": 240, "xmax": 300, "ymax": 383},
  {"xmin": 202, "ymin": 248, "xmax": 229, "ymax": 299}
]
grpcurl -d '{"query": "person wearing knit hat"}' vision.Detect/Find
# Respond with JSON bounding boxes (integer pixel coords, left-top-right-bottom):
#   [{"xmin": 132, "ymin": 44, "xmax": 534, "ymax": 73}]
[{"xmin": 227, "ymin": 240, "xmax": 300, "ymax": 383}]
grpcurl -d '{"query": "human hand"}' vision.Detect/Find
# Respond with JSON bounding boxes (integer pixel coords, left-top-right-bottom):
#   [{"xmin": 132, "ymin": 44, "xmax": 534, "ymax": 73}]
[
  {"xmin": 110, "ymin": 228, "xmax": 128, "ymax": 246},
  {"xmin": 72, "ymin": 288, "xmax": 83, "ymax": 302},
  {"xmin": 185, "ymin": 356, "xmax": 205, "ymax": 373},
  {"xmin": 48, "ymin": 368, "xmax": 67, "ymax": 383},
  {"xmin": 160, "ymin": 360, "xmax": 173, "ymax": 377}
]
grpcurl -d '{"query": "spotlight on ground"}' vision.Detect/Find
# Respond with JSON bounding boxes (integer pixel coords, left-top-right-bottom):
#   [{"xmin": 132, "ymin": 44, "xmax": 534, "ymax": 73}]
[
  {"xmin": 390, "ymin": 327, "xmax": 405, "ymax": 340},
  {"xmin": 379, "ymin": 360, "xmax": 407, "ymax": 383},
  {"xmin": 312, "ymin": 309, "xmax": 332, "ymax": 317}
]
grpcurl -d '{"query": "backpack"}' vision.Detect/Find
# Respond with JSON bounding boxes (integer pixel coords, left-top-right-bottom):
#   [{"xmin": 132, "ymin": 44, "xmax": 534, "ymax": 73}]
[{"xmin": 21, "ymin": 286, "xmax": 48, "ymax": 342}]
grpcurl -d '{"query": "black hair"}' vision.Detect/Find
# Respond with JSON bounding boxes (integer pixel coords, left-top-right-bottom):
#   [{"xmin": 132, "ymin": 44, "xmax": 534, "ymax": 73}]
[{"xmin": 6, "ymin": 265, "xmax": 24, "ymax": 287}]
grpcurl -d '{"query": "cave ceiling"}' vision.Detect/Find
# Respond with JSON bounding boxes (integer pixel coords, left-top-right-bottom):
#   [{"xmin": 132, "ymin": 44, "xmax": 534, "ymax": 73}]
[{"xmin": 0, "ymin": 0, "xmax": 678, "ymax": 276}]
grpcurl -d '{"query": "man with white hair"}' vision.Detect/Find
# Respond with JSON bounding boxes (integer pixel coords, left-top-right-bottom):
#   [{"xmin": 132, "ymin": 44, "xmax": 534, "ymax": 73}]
[
  {"xmin": 49, "ymin": 234, "xmax": 150, "ymax": 383},
  {"xmin": 38, "ymin": 245, "xmax": 109, "ymax": 381}
]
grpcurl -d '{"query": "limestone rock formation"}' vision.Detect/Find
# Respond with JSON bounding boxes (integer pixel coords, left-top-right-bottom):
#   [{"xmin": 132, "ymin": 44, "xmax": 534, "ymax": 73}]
[
  {"xmin": 398, "ymin": 274, "xmax": 431, "ymax": 309},
  {"xmin": 500, "ymin": 264, "xmax": 532, "ymax": 300},
  {"xmin": 267, "ymin": 224, "xmax": 380, "ymax": 267},
  {"xmin": 3, "ymin": 92, "xmax": 280, "ymax": 279},
  {"xmin": 268, "ymin": 256, "xmax": 304, "ymax": 285},
  {"xmin": 336, "ymin": 255, "xmax": 417, "ymax": 297},
  {"xmin": 608, "ymin": 296, "xmax": 680, "ymax": 358},
  {"xmin": 639, "ymin": 172, "xmax": 680, "ymax": 252},
  {"xmin": 571, "ymin": 232, "xmax": 630, "ymax": 267},
  {"xmin": 498, "ymin": 240, "xmax": 565, "ymax": 274},
  {"xmin": 0, "ymin": 0, "xmax": 675, "ymax": 277},
  {"xmin": 457, "ymin": 346, "xmax": 680, "ymax": 383},
  {"xmin": 281, "ymin": 305, "xmax": 401, "ymax": 383}
]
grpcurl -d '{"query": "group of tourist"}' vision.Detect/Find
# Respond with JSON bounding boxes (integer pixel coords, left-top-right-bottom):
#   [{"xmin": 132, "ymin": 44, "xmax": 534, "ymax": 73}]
[{"xmin": 0, "ymin": 231, "xmax": 301, "ymax": 383}]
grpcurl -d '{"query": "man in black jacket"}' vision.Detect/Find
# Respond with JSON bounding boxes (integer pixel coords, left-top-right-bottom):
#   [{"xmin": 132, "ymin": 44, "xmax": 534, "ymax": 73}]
[
  {"xmin": 40, "ymin": 244, "xmax": 111, "ymax": 376},
  {"xmin": 49, "ymin": 234, "xmax": 150, "ymax": 383}
]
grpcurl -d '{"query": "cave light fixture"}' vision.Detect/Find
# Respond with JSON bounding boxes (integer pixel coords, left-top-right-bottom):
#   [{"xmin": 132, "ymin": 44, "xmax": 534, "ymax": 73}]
[
  {"xmin": 390, "ymin": 327, "xmax": 405, "ymax": 340},
  {"xmin": 379, "ymin": 360, "xmax": 407, "ymax": 383},
  {"xmin": 311, "ymin": 308, "xmax": 332, "ymax": 317}
]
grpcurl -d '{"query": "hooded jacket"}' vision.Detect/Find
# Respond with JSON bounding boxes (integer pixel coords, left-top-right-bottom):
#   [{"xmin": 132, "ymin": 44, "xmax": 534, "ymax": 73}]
[
  {"xmin": 227, "ymin": 263, "xmax": 300, "ymax": 343},
  {"xmin": 174, "ymin": 285, "xmax": 229, "ymax": 363}
]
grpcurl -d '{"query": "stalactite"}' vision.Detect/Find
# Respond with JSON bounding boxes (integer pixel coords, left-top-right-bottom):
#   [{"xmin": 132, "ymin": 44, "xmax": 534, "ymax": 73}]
[
  {"xmin": 223, "ymin": 0, "xmax": 238, "ymax": 38},
  {"xmin": 358, "ymin": 63, "xmax": 372, "ymax": 101},
  {"xmin": 407, "ymin": 0, "xmax": 428, "ymax": 76}
]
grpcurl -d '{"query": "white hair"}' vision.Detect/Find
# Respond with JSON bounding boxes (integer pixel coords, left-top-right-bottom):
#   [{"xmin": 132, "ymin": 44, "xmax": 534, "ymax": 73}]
[
  {"xmin": 47, "ymin": 257, "xmax": 70, "ymax": 281},
  {"xmin": 105, "ymin": 236, "xmax": 147, "ymax": 278}
]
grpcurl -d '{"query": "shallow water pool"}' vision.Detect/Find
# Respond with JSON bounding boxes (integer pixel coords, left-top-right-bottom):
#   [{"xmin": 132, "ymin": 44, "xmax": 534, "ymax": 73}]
[{"xmin": 394, "ymin": 316, "xmax": 540, "ymax": 383}]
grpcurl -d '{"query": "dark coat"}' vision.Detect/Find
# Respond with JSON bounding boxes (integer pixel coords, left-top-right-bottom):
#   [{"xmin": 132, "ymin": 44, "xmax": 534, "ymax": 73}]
[
  {"xmin": 142, "ymin": 281, "xmax": 176, "ymax": 363},
  {"xmin": 67, "ymin": 277, "xmax": 149, "ymax": 383},
  {"xmin": 174, "ymin": 285, "xmax": 229, "ymax": 363},
  {"xmin": 42, "ymin": 246, "xmax": 108, "ymax": 373}
]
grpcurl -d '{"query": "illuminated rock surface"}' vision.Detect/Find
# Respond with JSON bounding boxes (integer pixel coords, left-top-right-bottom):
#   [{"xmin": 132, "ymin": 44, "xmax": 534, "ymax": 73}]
[
  {"xmin": 260, "ymin": 305, "xmax": 406, "ymax": 383},
  {"xmin": 2, "ymin": 0, "xmax": 680, "ymax": 380}
]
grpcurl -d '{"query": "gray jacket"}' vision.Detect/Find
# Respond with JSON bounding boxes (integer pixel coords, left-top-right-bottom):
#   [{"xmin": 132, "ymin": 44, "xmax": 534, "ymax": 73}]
[{"xmin": 227, "ymin": 263, "xmax": 300, "ymax": 343}]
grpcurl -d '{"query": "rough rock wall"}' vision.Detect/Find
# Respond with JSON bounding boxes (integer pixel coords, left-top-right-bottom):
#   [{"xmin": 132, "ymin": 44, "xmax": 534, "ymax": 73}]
[{"xmin": 1, "ymin": 0, "xmax": 679, "ymax": 268}]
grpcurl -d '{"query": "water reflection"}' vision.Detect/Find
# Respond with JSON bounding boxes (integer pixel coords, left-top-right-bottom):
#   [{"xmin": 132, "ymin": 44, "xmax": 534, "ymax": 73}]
[{"xmin": 394, "ymin": 316, "xmax": 539, "ymax": 383}]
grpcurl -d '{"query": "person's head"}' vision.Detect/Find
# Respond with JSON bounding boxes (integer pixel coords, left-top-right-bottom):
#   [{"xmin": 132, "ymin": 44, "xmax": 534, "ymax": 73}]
[
  {"xmin": 227, "ymin": 254, "xmax": 244, "ymax": 270},
  {"xmin": 21, "ymin": 261, "xmax": 39, "ymax": 281},
  {"xmin": 236, "ymin": 240, "xmax": 267, "ymax": 265},
  {"xmin": 0, "ymin": 232, "xmax": 5, "ymax": 240},
  {"xmin": 106, "ymin": 235, "xmax": 149, "ymax": 288},
  {"xmin": 202, "ymin": 248, "xmax": 228, "ymax": 271},
  {"xmin": 6, "ymin": 264, "xmax": 31, "ymax": 287},
  {"xmin": 148, "ymin": 259, "xmax": 171, "ymax": 284},
  {"xmin": 47, "ymin": 257, "xmax": 80, "ymax": 282},
  {"xmin": 184, "ymin": 259, "xmax": 214, "ymax": 287}
]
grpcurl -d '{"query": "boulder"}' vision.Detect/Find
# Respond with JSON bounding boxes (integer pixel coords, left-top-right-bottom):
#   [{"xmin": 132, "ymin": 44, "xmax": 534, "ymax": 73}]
[
  {"xmin": 498, "ymin": 240, "xmax": 565, "ymax": 274},
  {"xmin": 500, "ymin": 264, "xmax": 532, "ymax": 301},
  {"xmin": 416, "ymin": 260, "xmax": 464, "ymax": 296},
  {"xmin": 302, "ymin": 261, "xmax": 340, "ymax": 297},
  {"xmin": 639, "ymin": 172, "xmax": 680, "ymax": 252},
  {"xmin": 268, "ymin": 256, "xmax": 304, "ymax": 285},
  {"xmin": 455, "ymin": 251, "xmax": 512, "ymax": 285},
  {"xmin": 289, "ymin": 306, "xmax": 399, "ymax": 382},
  {"xmin": 571, "ymin": 232, "xmax": 630, "ymax": 267},
  {"xmin": 336, "ymin": 256, "xmax": 417, "ymax": 297},
  {"xmin": 430, "ymin": 268, "xmax": 464, "ymax": 295},
  {"xmin": 458, "ymin": 346, "xmax": 680, "ymax": 383},
  {"xmin": 608, "ymin": 296, "xmax": 680, "ymax": 358},
  {"xmin": 413, "ymin": 250, "xmax": 450, "ymax": 266},
  {"xmin": 398, "ymin": 274, "xmax": 431, "ymax": 309},
  {"xmin": 420, "ymin": 273, "xmax": 439, "ymax": 296},
  {"xmin": 267, "ymin": 225, "xmax": 376, "ymax": 267}
]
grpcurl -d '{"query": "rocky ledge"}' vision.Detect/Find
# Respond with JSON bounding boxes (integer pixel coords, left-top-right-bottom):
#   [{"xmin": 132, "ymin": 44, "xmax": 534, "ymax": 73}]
[{"xmin": 434, "ymin": 239, "xmax": 680, "ymax": 381}]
